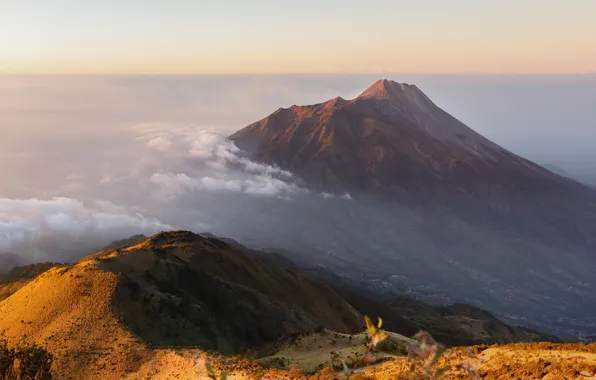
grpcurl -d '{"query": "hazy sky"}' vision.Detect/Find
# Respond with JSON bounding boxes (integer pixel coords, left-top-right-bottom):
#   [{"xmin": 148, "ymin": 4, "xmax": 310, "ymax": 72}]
[{"xmin": 1, "ymin": 0, "xmax": 595, "ymax": 74}]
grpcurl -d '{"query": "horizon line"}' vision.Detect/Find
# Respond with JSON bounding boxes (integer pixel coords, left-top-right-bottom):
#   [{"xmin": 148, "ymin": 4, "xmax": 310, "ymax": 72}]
[{"xmin": 1, "ymin": 71, "xmax": 595, "ymax": 77}]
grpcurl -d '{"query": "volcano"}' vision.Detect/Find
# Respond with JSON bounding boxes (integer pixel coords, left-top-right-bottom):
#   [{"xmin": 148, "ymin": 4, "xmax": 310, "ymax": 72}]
[
  {"xmin": 228, "ymin": 80, "xmax": 596, "ymax": 337},
  {"xmin": 230, "ymin": 80, "xmax": 590, "ymax": 203},
  {"xmin": 229, "ymin": 80, "xmax": 596, "ymax": 242}
]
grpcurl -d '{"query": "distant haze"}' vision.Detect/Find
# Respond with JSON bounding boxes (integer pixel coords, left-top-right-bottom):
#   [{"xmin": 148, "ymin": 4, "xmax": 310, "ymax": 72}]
[{"xmin": 0, "ymin": 74, "xmax": 595, "ymax": 263}]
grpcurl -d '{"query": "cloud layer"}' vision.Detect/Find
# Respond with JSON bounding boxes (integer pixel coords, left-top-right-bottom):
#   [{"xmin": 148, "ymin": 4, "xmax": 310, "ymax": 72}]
[
  {"xmin": 0, "ymin": 121, "xmax": 328, "ymax": 265},
  {"xmin": 0, "ymin": 197, "xmax": 172, "ymax": 265},
  {"xmin": 138, "ymin": 125, "xmax": 305, "ymax": 198}
]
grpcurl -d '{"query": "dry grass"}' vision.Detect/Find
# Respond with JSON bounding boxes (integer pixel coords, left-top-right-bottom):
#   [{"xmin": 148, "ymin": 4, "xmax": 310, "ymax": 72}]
[
  {"xmin": 359, "ymin": 344, "xmax": 596, "ymax": 379},
  {"xmin": 478, "ymin": 345, "xmax": 596, "ymax": 379},
  {"xmin": 0, "ymin": 261, "xmax": 152, "ymax": 379},
  {"xmin": 258, "ymin": 329, "xmax": 412, "ymax": 373},
  {"xmin": 0, "ymin": 280, "xmax": 28, "ymax": 303}
]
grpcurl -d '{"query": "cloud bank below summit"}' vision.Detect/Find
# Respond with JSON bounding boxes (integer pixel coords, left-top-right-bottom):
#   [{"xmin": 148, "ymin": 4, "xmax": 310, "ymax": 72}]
[
  {"xmin": 140, "ymin": 126, "xmax": 303, "ymax": 198},
  {"xmin": 0, "ymin": 123, "xmax": 346, "ymax": 266}
]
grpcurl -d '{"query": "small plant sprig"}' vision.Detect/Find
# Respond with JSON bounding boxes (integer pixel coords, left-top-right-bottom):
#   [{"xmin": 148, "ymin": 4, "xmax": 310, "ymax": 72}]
[
  {"xmin": 0, "ymin": 340, "xmax": 53, "ymax": 380},
  {"xmin": 364, "ymin": 316, "xmax": 389, "ymax": 363},
  {"xmin": 338, "ymin": 317, "xmax": 480, "ymax": 380},
  {"xmin": 205, "ymin": 362, "xmax": 228, "ymax": 380},
  {"xmin": 0, "ymin": 340, "xmax": 16, "ymax": 380},
  {"xmin": 399, "ymin": 331, "xmax": 479, "ymax": 379},
  {"xmin": 400, "ymin": 331, "xmax": 450, "ymax": 379},
  {"xmin": 340, "ymin": 316, "xmax": 388, "ymax": 379}
]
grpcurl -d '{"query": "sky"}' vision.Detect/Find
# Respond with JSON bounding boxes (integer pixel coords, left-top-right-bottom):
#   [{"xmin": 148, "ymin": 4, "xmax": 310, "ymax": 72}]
[{"xmin": 1, "ymin": 0, "xmax": 595, "ymax": 74}]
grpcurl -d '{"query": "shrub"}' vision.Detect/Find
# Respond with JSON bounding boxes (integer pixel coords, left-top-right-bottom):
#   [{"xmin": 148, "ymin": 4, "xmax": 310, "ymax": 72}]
[
  {"xmin": 0, "ymin": 340, "xmax": 53, "ymax": 380},
  {"xmin": 313, "ymin": 366, "xmax": 339, "ymax": 380},
  {"xmin": 205, "ymin": 362, "xmax": 228, "ymax": 380},
  {"xmin": 0, "ymin": 341, "xmax": 15, "ymax": 380}
]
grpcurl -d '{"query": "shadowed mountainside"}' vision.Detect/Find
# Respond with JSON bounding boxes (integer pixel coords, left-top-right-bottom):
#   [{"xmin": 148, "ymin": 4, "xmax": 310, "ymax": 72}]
[
  {"xmin": 230, "ymin": 80, "xmax": 591, "ymax": 201},
  {"xmin": 0, "ymin": 262, "xmax": 60, "ymax": 283},
  {"xmin": 101, "ymin": 234, "xmax": 147, "ymax": 250},
  {"xmin": 86, "ymin": 231, "xmax": 364, "ymax": 353},
  {"xmin": 230, "ymin": 79, "xmax": 596, "ymax": 242},
  {"xmin": 228, "ymin": 79, "xmax": 596, "ymax": 337}
]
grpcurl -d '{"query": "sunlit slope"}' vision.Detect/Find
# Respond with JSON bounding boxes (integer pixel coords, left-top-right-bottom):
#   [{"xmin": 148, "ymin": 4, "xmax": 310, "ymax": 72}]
[
  {"xmin": 0, "ymin": 262, "xmax": 150, "ymax": 379},
  {"xmin": 0, "ymin": 231, "xmax": 364, "ymax": 378}
]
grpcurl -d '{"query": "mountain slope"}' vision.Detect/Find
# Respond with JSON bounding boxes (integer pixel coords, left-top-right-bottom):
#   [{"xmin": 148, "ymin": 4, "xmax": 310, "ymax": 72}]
[
  {"xmin": 0, "ymin": 231, "xmax": 553, "ymax": 378},
  {"xmin": 229, "ymin": 80, "xmax": 591, "ymax": 202},
  {"xmin": 0, "ymin": 260, "xmax": 151, "ymax": 379},
  {"xmin": 229, "ymin": 80, "xmax": 596, "ymax": 266},
  {"xmin": 0, "ymin": 262, "xmax": 59, "ymax": 283},
  {"xmin": 0, "ymin": 262, "xmax": 59, "ymax": 301},
  {"xmin": 0, "ymin": 231, "xmax": 362, "ymax": 378},
  {"xmin": 228, "ymin": 80, "xmax": 596, "ymax": 337},
  {"xmin": 86, "ymin": 231, "xmax": 364, "ymax": 352}
]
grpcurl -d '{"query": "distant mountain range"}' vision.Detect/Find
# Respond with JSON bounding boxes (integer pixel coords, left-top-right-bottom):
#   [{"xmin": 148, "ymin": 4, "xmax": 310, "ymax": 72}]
[
  {"xmin": 541, "ymin": 163, "xmax": 570, "ymax": 178},
  {"xmin": 229, "ymin": 79, "xmax": 596, "ymax": 338},
  {"xmin": 0, "ymin": 252, "xmax": 24, "ymax": 274},
  {"xmin": 541, "ymin": 163, "xmax": 596, "ymax": 189}
]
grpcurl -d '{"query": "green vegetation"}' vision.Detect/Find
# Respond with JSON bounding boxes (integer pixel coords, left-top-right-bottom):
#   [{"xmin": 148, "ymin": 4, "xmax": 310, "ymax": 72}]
[
  {"xmin": 100, "ymin": 231, "xmax": 362, "ymax": 354},
  {"xmin": 205, "ymin": 362, "xmax": 228, "ymax": 380},
  {"xmin": 0, "ymin": 340, "xmax": 53, "ymax": 380}
]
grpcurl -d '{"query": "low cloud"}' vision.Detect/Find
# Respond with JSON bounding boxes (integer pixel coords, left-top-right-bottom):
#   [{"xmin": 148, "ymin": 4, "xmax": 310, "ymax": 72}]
[
  {"xmin": 0, "ymin": 197, "xmax": 172, "ymax": 265},
  {"xmin": 0, "ymin": 123, "xmax": 327, "ymax": 264},
  {"xmin": 146, "ymin": 136, "xmax": 173, "ymax": 151},
  {"xmin": 150, "ymin": 172, "xmax": 303, "ymax": 197},
  {"xmin": 321, "ymin": 192, "xmax": 352, "ymax": 200},
  {"xmin": 150, "ymin": 173, "xmax": 244, "ymax": 194},
  {"xmin": 139, "ymin": 125, "xmax": 292, "ymax": 175},
  {"xmin": 140, "ymin": 125, "xmax": 304, "ymax": 198}
]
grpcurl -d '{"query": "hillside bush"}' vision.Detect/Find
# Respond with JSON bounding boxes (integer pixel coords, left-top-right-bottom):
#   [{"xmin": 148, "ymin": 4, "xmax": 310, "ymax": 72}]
[{"xmin": 0, "ymin": 340, "xmax": 53, "ymax": 380}]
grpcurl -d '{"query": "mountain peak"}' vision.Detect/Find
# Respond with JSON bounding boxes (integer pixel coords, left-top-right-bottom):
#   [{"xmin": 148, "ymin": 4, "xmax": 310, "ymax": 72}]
[
  {"xmin": 358, "ymin": 79, "xmax": 423, "ymax": 101},
  {"xmin": 229, "ymin": 78, "xmax": 574, "ymax": 199}
]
